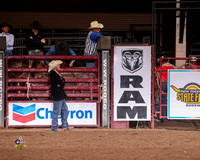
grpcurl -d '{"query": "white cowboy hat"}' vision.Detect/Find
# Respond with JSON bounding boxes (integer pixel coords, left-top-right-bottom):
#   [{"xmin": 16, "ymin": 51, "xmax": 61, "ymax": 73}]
[
  {"xmin": 48, "ymin": 60, "xmax": 63, "ymax": 72},
  {"xmin": 88, "ymin": 21, "xmax": 104, "ymax": 29}
]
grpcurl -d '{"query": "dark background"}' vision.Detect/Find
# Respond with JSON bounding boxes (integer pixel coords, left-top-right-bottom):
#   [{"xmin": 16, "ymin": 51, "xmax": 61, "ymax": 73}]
[
  {"xmin": 1, "ymin": 0, "xmax": 154, "ymax": 13},
  {"xmin": 1, "ymin": 0, "xmax": 200, "ymax": 57}
]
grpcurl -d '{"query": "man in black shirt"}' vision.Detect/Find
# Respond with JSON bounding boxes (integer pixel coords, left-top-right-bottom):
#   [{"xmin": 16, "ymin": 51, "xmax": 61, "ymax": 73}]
[
  {"xmin": 26, "ymin": 21, "xmax": 46, "ymax": 55},
  {"xmin": 26, "ymin": 21, "xmax": 46, "ymax": 68}
]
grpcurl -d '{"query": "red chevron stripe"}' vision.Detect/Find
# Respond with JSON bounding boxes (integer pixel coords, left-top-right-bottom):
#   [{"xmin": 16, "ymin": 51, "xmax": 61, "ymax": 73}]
[{"xmin": 13, "ymin": 112, "xmax": 35, "ymax": 123}]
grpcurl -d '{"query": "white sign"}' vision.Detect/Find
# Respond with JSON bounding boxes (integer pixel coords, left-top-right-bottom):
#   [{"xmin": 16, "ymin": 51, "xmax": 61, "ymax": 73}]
[
  {"xmin": 8, "ymin": 102, "xmax": 97, "ymax": 126},
  {"xmin": 113, "ymin": 46, "xmax": 151, "ymax": 121},
  {"xmin": 168, "ymin": 69, "xmax": 200, "ymax": 119}
]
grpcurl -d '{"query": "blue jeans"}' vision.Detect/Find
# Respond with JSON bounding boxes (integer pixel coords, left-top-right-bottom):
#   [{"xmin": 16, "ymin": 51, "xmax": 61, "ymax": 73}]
[
  {"xmin": 154, "ymin": 97, "xmax": 159, "ymax": 112},
  {"xmin": 28, "ymin": 50, "xmax": 43, "ymax": 67},
  {"xmin": 154, "ymin": 83, "xmax": 167, "ymax": 121},
  {"xmin": 86, "ymin": 62, "xmax": 95, "ymax": 68},
  {"xmin": 84, "ymin": 52, "xmax": 97, "ymax": 68},
  {"xmin": 51, "ymin": 99, "xmax": 69, "ymax": 131},
  {"xmin": 5, "ymin": 50, "xmax": 13, "ymax": 55}
]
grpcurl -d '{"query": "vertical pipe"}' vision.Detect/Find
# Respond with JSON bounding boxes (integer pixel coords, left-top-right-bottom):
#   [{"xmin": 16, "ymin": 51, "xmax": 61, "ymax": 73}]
[
  {"xmin": 151, "ymin": 46, "xmax": 155, "ymax": 129},
  {"xmin": 97, "ymin": 55, "xmax": 101, "ymax": 127},
  {"xmin": 0, "ymin": 52, "xmax": 4, "ymax": 127},
  {"xmin": 5, "ymin": 55, "xmax": 8, "ymax": 128},
  {"xmin": 159, "ymin": 57, "xmax": 163, "ymax": 119},
  {"xmin": 101, "ymin": 50, "xmax": 110, "ymax": 128}
]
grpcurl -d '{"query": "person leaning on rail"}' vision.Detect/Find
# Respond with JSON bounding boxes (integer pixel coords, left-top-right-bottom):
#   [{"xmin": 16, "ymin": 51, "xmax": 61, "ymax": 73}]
[
  {"xmin": 26, "ymin": 21, "xmax": 45, "ymax": 56},
  {"xmin": 45, "ymin": 41, "xmax": 76, "ymax": 67},
  {"xmin": 84, "ymin": 21, "xmax": 103, "ymax": 68},
  {"xmin": 25, "ymin": 21, "xmax": 46, "ymax": 70}
]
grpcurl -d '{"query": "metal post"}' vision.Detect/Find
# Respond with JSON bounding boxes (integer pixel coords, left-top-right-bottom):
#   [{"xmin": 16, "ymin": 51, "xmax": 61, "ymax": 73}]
[
  {"xmin": 152, "ymin": 2, "xmax": 156, "ymax": 59},
  {"xmin": 0, "ymin": 51, "xmax": 5, "ymax": 127},
  {"xmin": 101, "ymin": 50, "xmax": 110, "ymax": 128}
]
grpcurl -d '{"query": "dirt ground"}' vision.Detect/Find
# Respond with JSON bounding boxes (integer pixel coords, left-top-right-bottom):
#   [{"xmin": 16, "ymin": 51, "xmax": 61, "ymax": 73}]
[{"xmin": 1, "ymin": 121, "xmax": 200, "ymax": 160}]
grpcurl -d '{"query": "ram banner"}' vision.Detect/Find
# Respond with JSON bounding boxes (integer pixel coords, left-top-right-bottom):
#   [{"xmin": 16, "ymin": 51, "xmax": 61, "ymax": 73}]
[
  {"xmin": 113, "ymin": 46, "xmax": 152, "ymax": 121},
  {"xmin": 168, "ymin": 69, "xmax": 200, "ymax": 119}
]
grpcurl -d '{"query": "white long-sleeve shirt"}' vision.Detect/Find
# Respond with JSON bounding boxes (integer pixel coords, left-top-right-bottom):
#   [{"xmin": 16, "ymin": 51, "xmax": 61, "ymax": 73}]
[{"xmin": 0, "ymin": 32, "xmax": 14, "ymax": 51}]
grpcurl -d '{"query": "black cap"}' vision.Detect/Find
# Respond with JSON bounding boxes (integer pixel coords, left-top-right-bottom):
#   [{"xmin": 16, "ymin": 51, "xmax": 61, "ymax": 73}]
[{"xmin": 30, "ymin": 21, "xmax": 42, "ymax": 30}]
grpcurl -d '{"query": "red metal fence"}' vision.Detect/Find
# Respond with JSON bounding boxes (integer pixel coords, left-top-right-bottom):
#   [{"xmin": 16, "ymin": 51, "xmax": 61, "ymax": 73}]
[
  {"xmin": 6, "ymin": 55, "xmax": 101, "ymax": 127},
  {"xmin": 6, "ymin": 53, "xmax": 196, "ymax": 129}
]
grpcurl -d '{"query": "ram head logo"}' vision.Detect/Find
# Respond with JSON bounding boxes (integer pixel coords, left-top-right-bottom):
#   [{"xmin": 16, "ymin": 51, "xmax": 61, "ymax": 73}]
[{"xmin": 122, "ymin": 49, "xmax": 143, "ymax": 73}]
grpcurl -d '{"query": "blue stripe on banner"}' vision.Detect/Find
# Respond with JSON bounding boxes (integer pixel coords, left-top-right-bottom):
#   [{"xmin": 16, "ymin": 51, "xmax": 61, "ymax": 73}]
[{"xmin": 13, "ymin": 104, "xmax": 36, "ymax": 115}]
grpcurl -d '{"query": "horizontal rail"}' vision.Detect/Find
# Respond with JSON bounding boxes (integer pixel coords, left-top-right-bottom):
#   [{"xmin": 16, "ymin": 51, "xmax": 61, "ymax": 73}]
[
  {"xmin": 161, "ymin": 57, "xmax": 200, "ymax": 60},
  {"xmin": 6, "ymin": 100, "xmax": 98, "ymax": 103},
  {"xmin": 6, "ymin": 55, "xmax": 99, "ymax": 60},
  {"xmin": 7, "ymin": 86, "xmax": 99, "ymax": 91},
  {"xmin": 8, "ymin": 68, "xmax": 98, "ymax": 72},
  {"xmin": 7, "ymin": 93, "xmax": 98, "ymax": 98},
  {"xmin": 8, "ymin": 78, "xmax": 49, "ymax": 83},
  {"xmin": 8, "ymin": 78, "xmax": 98, "ymax": 83}
]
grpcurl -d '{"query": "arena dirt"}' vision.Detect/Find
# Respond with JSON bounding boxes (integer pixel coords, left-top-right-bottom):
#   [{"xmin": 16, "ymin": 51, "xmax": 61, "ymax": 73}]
[{"xmin": 1, "ymin": 121, "xmax": 200, "ymax": 160}]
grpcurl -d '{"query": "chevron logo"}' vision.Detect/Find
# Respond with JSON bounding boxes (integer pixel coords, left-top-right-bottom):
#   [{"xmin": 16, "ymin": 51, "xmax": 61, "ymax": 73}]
[{"xmin": 13, "ymin": 104, "xmax": 36, "ymax": 123}]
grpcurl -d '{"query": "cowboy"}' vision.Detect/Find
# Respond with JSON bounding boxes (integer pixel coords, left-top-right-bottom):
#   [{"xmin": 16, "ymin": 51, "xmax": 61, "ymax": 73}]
[
  {"xmin": 49, "ymin": 60, "xmax": 69, "ymax": 131},
  {"xmin": 26, "ymin": 21, "xmax": 46, "ymax": 55},
  {"xmin": 45, "ymin": 41, "xmax": 76, "ymax": 67},
  {"xmin": 84, "ymin": 21, "xmax": 104, "ymax": 68},
  {"xmin": 156, "ymin": 57, "xmax": 176, "ymax": 82},
  {"xmin": 0, "ymin": 22, "xmax": 14, "ymax": 55},
  {"xmin": 186, "ymin": 57, "xmax": 200, "ymax": 69},
  {"xmin": 26, "ymin": 21, "xmax": 46, "ymax": 76}
]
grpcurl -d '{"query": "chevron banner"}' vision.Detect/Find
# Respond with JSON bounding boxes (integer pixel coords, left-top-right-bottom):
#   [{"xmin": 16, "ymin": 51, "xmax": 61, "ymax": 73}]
[{"xmin": 8, "ymin": 102, "xmax": 97, "ymax": 126}]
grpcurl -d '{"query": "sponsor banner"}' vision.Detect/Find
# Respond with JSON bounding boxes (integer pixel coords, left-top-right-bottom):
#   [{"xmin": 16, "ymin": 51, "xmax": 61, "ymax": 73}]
[
  {"xmin": 8, "ymin": 102, "xmax": 97, "ymax": 126},
  {"xmin": 113, "ymin": 46, "xmax": 151, "ymax": 121},
  {"xmin": 168, "ymin": 69, "xmax": 200, "ymax": 119}
]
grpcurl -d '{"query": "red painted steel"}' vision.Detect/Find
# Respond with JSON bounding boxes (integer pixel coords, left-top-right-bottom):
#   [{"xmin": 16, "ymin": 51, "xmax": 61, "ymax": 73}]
[
  {"xmin": 7, "ymin": 86, "xmax": 98, "ymax": 91},
  {"xmin": 8, "ymin": 68, "xmax": 98, "ymax": 72},
  {"xmin": 151, "ymin": 46, "xmax": 155, "ymax": 129},
  {"xmin": 8, "ymin": 78, "xmax": 98, "ymax": 83},
  {"xmin": 6, "ymin": 55, "xmax": 101, "ymax": 128},
  {"xmin": 7, "ymin": 55, "xmax": 99, "ymax": 60},
  {"xmin": 8, "ymin": 93, "xmax": 99, "ymax": 98}
]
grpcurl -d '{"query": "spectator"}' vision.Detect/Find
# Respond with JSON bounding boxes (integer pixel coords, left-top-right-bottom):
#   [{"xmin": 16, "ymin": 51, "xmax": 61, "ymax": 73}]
[
  {"xmin": 123, "ymin": 32, "xmax": 138, "ymax": 44},
  {"xmin": 155, "ymin": 57, "xmax": 176, "ymax": 121},
  {"xmin": 26, "ymin": 21, "xmax": 46, "ymax": 70},
  {"xmin": 26, "ymin": 21, "xmax": 45, "ymax": 55},
  {"xmin": 84, "ymin": 21, "xmax": 103, "ymax": 68},
  {"xmin": 186, "ymin": 57, "xmax": 200, "ymax": 69},
  {"xmin": 0, "ymin": 23, "xmax": 14, "ymax": 55},
  {"xmin": 48, "ymin": 60, "xmax": 69, "ymax": 131},
  {"xmin": 45, "ymin": 41, "xmax": 76, "ymax": 67}
]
